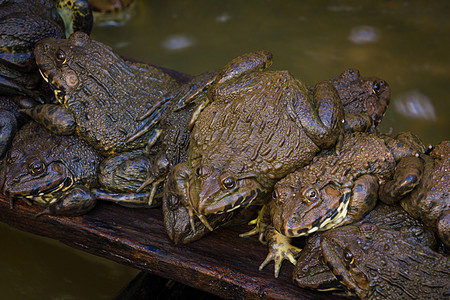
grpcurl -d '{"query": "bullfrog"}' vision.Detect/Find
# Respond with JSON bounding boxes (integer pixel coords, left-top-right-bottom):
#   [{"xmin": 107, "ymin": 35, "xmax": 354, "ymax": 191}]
[
  {"xmin": 262, "ymin": 131, "xmax": 425, "ymax": 277},
  {"xmin": 321, "ymin": 223, "xmax": 450, "ymax": 299},
  {"xmin": 29, "ymin": 31, "xmax": 180, "ymax": 155},
  {"xmin": 1, "ymin": 121, "xmax": 101, "ymax": 216},
  {"xmin": 324, "ymin": 68, "xmax": 390, "ymax": 132},
  {"xmin": 293, "ymin": 203, "xmax": 437, "ymax": 291},
  {"xmin": 157, "ymin": 66, "xmax": 391, "ymax": 244},
  {"xmin": 0, "ymin": 0, "xmax": 92, "ymax": 99},
  {"xmin": 164, "ymin": 50, "xmax": 346, "ymax": 233},
  {"xmin": 380, "ymin": 140, "xmax": 450, "ymax": 248}
]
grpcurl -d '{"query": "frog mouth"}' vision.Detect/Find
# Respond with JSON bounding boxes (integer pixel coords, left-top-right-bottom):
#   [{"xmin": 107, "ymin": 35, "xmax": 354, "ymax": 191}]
[
  {"xmin": 13, "ymin": 176, "xmax": 74, "ymax": 206},
  {"xmin": 38, "ymin": 68, "xmax": 67, "ymax": 104}
]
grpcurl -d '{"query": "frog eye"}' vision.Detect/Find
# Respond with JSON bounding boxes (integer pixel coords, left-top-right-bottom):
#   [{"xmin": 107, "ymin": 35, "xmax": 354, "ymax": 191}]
[
  {"xmin": 195, "ymin": 167, "xmax": 202, "ymax": 177},
  {"xmin": 303, "ymin": 187, "xmax": 319, "ymax": 203},
  {"xmin": 222, "ymin": 176, "xmax": 236, "ymax": 189},
  {"xmin": 29, "ymin": 161, "xmax": 45, "ymax": 175},
  {"xmin": 343, "ymin": 249, "xmax": 355, "ymax": 266},
  {"xmin": 56, "ymin": 49, "xmax": 67, "ymax": 64},
  {"xmin": 372, "ymin": 81, "xmax": 383, "ymax": 94}
]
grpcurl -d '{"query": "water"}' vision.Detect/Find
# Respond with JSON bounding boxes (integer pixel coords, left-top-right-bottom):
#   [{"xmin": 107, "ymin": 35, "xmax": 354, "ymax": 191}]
[{"xmin": 2, "ymin": 0, "xmax": 450, "ymax": 298}]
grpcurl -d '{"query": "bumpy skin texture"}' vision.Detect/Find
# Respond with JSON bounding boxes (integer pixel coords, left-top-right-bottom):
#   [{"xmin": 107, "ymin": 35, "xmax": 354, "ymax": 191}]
[
  {"xmin": 1, "ymin": 121, "xmax": 101, "ymax": 215},
  {"xmin": 380, "ymin": 140, "xmax": 450, "ymax": 247},
  {"xmin": 33, "ymin": 31, "xmax": 179, "ymax": 155},
  {"xmin": 0, "ymin": 0, "xmax": 65, "ymax": 96},
  {"xmin": 187, "ymin": 55, "xmax": 344, "ymax": 219},
  {"xmin": 325, "ymin": 68, "xmax": 390, "ymax": 132},
  {"xmin": 321, "ymin": 223, "xmax": 450, "ymax": 299},
  {"xmin": 260, "ymin": 131, "xmax": 425, "ymax": 277},
  {"xmin": 293, "ymin": 203, "xmax": 437, "ymax": 291},
  {"xmin": 271, "ymin": 131, "xmax": 424, "ymax": 238}
]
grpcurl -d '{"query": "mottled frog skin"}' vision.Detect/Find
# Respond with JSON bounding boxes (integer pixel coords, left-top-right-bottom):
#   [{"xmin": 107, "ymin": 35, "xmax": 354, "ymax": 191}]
[
  {"xmin": 0, "ymin": 0, "xmax": 92, "ymax": 98},
  {"xmin": 293, "ymin": 203, "xmax": 437, "ymax": 291},
  {"xmin": 1, "ymin": 121, "xmax": 101, "ymax": 216},
  {"xmin": 261, "ymin": 131, "xmax": 425, "ymax": 276},
  {"xmin": 321, "ymin": 223, "xmax": 450, "ymax": 299},
  {"xmin": 168, "ymin": 51, "xmax": 345, "ymax": 233},
  {"xmin": 326, "ymin": 68, "xmax": 390, "ymax": 132},
  {"xmin": 380, "ymin": 140, "xmax": 450, "ymax": 247},
  {"xmin": 31, "ymin": 31, "xmax": 179, "ymax": 155}
]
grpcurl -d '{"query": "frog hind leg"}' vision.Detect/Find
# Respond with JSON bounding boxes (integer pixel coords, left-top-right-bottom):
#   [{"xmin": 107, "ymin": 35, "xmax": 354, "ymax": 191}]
[
  {"xmin": 20, "ymin": 104, "xmax": 76, "ymax": 135},
  {"xmin": 35, "ymin": 185, "xmax": 96, "ymax": 217},
  {"xmin": 259, "ymin": 225, "xmax": 301, "ymax": 278},
  {"xmin": 342, "ymin": 174, "xmax": 379, "ymax": 225},
  {"xmin": 91, "ymin": 188, "xmax": 161, "ymax": 208},
  {"xmin": 0, "ymin": 110, "xmax": 17, "ymax": 158},
  {"xmin": 379, "ymin": 156, "xmax": 424, "ymax": 205}
]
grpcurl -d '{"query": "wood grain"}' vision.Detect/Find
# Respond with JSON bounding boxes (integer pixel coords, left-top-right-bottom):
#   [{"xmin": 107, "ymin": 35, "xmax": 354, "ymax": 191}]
[{"xmin": 0, "ymin": 195, "xmax": 342, "ymax": 299}]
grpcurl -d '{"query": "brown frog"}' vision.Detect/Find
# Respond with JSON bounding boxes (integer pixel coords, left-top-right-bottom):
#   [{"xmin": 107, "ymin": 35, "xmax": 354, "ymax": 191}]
[
  {"xmin": 165, "ymin": 50, "xmax": 346, "ymax": 233},
  {"xmin": 28, "ymin": 31, "xmax": 179, "ymax": 155},
  {"xmin": 262, "ymin": 131, "xmax": 425, "ymax": 277},
  {"xmin": 380, "ymin": 140, "xmax": 450, "ymax": 248},
  {"xmin": 0, "ymin": 0, "xmax": 92, "ymax": 99},
  {"xmin": 158, "ymin": 67, "xmax": 391, "ymax": 244},
  {"xmin": 293, "ymin": 203, "xmax": 437, "ymax": 291},
  {"xmin": 325, "ymin": 68, "xmax": 390, "ymax": 132},
  {"xmin": 321, "ymin": 223, "xmax": 450, "ymax": 299},
  {"xmin": 1, "ymin": 121, "xmax": 101, "ymax": 216}
]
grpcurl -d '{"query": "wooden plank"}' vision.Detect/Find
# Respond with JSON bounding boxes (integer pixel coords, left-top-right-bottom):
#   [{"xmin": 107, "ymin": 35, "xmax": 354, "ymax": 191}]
[{"xmin": 0, "ymin": 195, "xmax": 341, "ymax": 299}]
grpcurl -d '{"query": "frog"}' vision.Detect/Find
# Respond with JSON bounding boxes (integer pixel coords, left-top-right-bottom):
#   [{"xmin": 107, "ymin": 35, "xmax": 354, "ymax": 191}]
[
  {"xmin": 379, "ymin": 140, "xmax": 450, "ymax": 248},
  {"xmin": 321, "ymin": 223, "xmax": 450, "ymax": 299},
  {"xmin": 1, "ymin": 121, "xmax": 101, "ymax": 216},
  {"xmin": 262, "ymin": 130, "xmax": 425, "ymax": 277},
  {"xmin": 293, "ymin": 203, "xmax": 437, "ymax": 291},
  {"xmin": 161, "ymin": 50, "xmax": 346, "ymax": 234},
  {"xmin": 152, "ymin": 65, "xmax": 391, "ymax": 245},
  {"xmin": 0, "ymin": 0, "xmax": 92, "ymax": 99},
  {"xmin": 29, "ymin": 31, "xmax": 180, "ymax": 156},
  {"xmin": 323, "ymin": 68, "xmax": 391, "ymax": 133}
]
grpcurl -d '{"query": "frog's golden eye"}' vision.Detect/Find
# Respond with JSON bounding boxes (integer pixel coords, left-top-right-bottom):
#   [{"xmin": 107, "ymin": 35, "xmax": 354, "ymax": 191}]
[
  {"xmin": 56, "ymin": 49, "xmax": 67, "ymax": 64},
  {"xmin": 343, "ymin": 249, "xmax": 355, "ymax": 266},
  {"xmin": 303, "ymin": 187, "xmax": 319, "ymax": 203},
  {"xmin": 29, "ymin": 161, "xmax": 45, "ymax": 175},
  {"xmin": 222, "ymin": 176, "xmax": 236, "ymax": 189}
]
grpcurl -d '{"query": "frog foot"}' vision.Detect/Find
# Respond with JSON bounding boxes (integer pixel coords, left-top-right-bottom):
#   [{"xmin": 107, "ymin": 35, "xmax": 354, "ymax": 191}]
[
  {"xmin": 239, "ymin": 205, "xmax": 268, "ymax": 242},
  {"xmin": 137, "ymin": 176, "xmax": 165, "ymax": 206},
  {"xmin": 259, "ymin": 226, "xmax": 301, "ymax": 278}
]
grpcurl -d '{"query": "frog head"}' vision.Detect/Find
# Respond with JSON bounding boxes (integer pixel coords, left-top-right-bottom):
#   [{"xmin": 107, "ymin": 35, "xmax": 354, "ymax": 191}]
[
  {"xmin": 34, "ymin": 31, "xmax": 124, "ymax": 106},
  {"xmin": 189, "ymin": 163, "xmax": 265, "ymax": 217},
  {"xmin": 2, "ymin": 147, "xmax": 74, "ymax": 206},
  {"xmin": 271, "ymin": 175, "xmax": 352, "ymax": 238}
]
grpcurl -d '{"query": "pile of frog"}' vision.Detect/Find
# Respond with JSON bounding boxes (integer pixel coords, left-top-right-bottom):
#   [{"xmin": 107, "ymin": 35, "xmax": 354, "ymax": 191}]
[{"xmin": 0, "ymin": 2, "xmax": 449, "ymax": 299}]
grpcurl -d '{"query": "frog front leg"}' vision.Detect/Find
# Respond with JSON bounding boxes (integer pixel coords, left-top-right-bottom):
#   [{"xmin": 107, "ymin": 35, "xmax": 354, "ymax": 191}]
[
  {"xmin": 340, "ymin": 174, "xmax": 379, "ymax": 225},
  {"xmin": 20, "ymin": 103, "xmax": 76, "ymax": 135},
  {"xmin": 379, "ymin": 156, "xmax": 424, "ymax": 205},
  {"xmin": 259, "ymin": 225, "xmax": 302, "ymax": 278},
  {"xmin": 291, "ymin": 80, "xmax": 345, "ymax": 150},
  {"xmin": 35, "ymin": 185, "xmax": 96, "ymax": 217}
]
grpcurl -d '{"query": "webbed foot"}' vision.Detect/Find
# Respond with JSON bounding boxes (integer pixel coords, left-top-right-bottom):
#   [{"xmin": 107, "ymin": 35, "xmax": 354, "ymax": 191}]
[{"xmin": 259, "ymin": 225, "xmax": 301, "ymax": 278}]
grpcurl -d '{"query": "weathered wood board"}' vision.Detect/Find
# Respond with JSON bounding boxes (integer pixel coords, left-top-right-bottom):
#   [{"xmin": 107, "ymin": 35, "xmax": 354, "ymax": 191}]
[{"xmin": 0, "ymin": 195, "xmax": 341, "ymax": 299}]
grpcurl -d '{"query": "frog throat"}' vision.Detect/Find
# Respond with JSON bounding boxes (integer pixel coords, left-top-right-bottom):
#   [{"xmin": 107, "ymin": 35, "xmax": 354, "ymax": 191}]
[
  {"xmin": 15, "ymin": 176, "xmax": 74, "ymax": 206},
  {"xmin": 286, "ymin": 188, "xmax": 352, "ymax": 237}
]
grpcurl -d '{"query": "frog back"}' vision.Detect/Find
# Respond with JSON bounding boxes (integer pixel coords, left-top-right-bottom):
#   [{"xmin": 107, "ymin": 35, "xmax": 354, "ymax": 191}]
[{"xmin": 190, "ymin": 70, "xmax": 319, "ymax": 188}]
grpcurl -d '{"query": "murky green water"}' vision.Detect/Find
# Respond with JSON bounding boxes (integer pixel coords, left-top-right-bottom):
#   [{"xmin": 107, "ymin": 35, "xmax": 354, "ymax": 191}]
[{"xmin": 2, "ymin": 0, "xmax": 449, "ymax": 299}]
